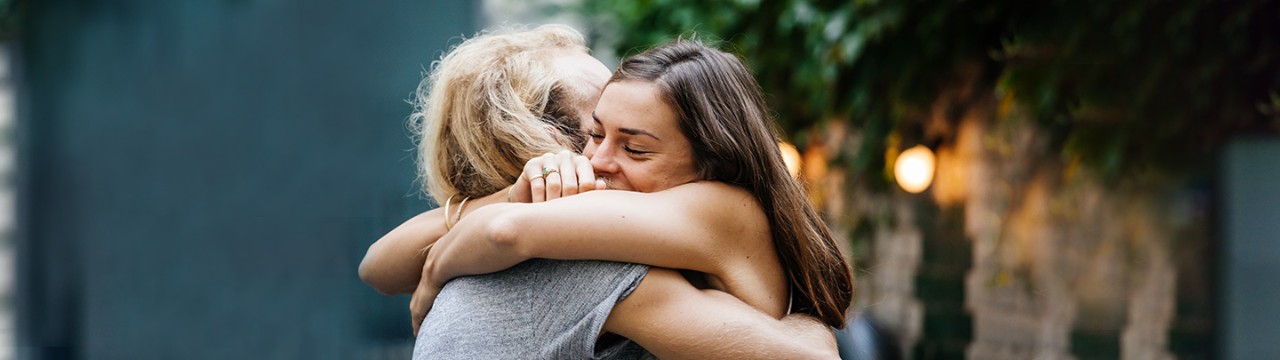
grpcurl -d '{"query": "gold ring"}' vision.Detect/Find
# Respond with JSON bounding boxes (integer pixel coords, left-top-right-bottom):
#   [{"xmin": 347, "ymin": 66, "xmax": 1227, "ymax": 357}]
[{"xmin": 541, "ymin": 167, "xmax": 559, "ymax": 179}]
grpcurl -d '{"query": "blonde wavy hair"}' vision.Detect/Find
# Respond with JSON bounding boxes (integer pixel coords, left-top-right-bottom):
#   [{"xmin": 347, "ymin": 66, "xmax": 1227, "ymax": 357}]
[{"xmin": 410, "ymin": 24, "xmax": 594, "ymax": 204}]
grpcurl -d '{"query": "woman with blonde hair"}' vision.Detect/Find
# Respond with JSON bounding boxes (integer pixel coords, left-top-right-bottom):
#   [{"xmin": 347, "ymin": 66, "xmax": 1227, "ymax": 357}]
[
  {"xmin": 360, "ymin": 25, "xmax": 839, "ymax": 358},
  {"xmin": 360, "ymin": 24, "xmax": 606, "ymax": 293}
]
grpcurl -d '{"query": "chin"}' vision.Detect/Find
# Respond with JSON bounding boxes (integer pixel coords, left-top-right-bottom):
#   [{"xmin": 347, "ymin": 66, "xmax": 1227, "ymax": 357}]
[{"xmin": 602, "ymin": 179, "xmax": 632, "ymax": 192}]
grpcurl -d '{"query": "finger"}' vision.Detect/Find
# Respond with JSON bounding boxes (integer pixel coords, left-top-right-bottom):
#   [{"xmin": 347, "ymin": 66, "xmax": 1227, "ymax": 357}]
[
  {"xmin": 411, "ymin": 294, "xmax": 424, "ymax": 336},
  {"xmin": 596, "ymin": 178, "xmax": 608, "ymax": 191},
  {"xmin": 412, "ymin": 297, "xmax": 434, "ymax": 336},
  {"xmin": 574, "ymin": 155, "xmax": 595, "ymax": 194},
  {"xmin": 558, "ymin": 154, "xmax": 579, "ymax": 196},
  {"xmin": 529, "ymin": 154, "xmax": 554, "ymax": 203},
  {"xmin": 412, "ymin": 250, "xmax": 442, "ymax": 337},
  {"xmin": 522, "ymin": 155, "xmax": 544, "ymax": 182},
  {"xmin": 554, "ymin": 151, "xmax": 577, "ymax": 196},
  {"xmin": 530, "ymin": 176, "xmax": 546, "ymax": 203},
  {"xmin": 554, "ymin": 149, "xmax": 576, "ymax": 164},
  {"xmin": 514, "ymin": 158, "xmax": 543, "ymax": 203},
  {"xmin": 412, "ymin": 313, "xmax": 421, "ymax": 336},
  {"xmin": 511, "ymin": 178, "xmax": 531, "ymax": 203},
  {"xmin": 541, "ymin": 153, "xmax": 562, "ymax": 201},
  {"xmin": 544, "ymin": 171, "xmax": 562, "ymax": 201},
  {"xmin": 411, "ymin": 284, "xmax": 439, "ymax": 337}
]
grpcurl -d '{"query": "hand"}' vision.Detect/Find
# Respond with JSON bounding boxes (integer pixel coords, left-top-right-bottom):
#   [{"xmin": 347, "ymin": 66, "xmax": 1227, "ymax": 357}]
[
  {"xmin": 511, "ymin": 150, "xmax": 603, "ymax": 203},
  {"xmin": 410, "ymin": 255, "xmax": 444, "ymax": 336}
]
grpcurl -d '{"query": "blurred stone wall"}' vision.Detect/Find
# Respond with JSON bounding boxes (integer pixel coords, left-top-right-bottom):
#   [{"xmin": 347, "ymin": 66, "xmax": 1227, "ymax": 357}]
[
  {"xmin": 820, "ymin": 78, "xmax": 1214, "ymax": 359},
  {"xmin": 0, "ymin": 47, "xmax": 14, "ymax": 360}
]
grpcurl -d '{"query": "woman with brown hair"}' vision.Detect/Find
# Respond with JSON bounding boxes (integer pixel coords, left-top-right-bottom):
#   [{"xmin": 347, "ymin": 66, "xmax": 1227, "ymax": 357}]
[
  {"xmin": 360, "ymin": 25, "xmax": 840, "ymax": 358},
  {"xmin": 410, "ymin": 39, "xmax": 855, "ymax": 354}
]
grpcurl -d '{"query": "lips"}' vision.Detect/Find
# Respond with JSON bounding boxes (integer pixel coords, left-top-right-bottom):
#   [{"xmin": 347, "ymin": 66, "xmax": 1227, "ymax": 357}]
[{"xmin": 595, "ymin": 176, "xmax": 629, "ymax": 191}]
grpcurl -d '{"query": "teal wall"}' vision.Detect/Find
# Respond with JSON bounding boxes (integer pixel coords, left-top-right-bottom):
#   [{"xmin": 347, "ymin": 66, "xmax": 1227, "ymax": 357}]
[
  {"xmin": 1222, "ymin": 138, "xmax": 1280, "ymax": 359},
  {"xmin": 16, "ymin": 1, "xmax": 475, "ymax": 358}
]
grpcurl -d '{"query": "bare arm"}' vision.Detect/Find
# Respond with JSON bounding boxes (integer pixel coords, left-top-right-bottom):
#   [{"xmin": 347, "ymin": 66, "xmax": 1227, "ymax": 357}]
[
  {"xmin": 423, "ymin": 182, "xmax": 766, "ymax": 287},
  {"xmin": 363, "ymin": 151, "xmax": 597, "ymax": 295},
  {"xmin": 358, "ymin": 209, "xmax": 445, "ymax": 295},
  {"xmin": 607, "ymin": 269, "xmax": 839, "ymax": 359},
  {"xmin": 409, "ymin": 183, "xmax": 776, "ymax": 333},
  {"xmin": 358, "ymin": 190, "xmax": 507, "ymax": 295}
]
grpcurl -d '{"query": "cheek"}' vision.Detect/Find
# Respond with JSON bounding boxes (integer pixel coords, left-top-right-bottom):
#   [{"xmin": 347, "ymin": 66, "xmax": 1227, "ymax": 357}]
[
  {"xmin": 681, "ymin": 157, "xmax": 701, "ymax": 180},
  {"xmin": 582, "ymin": 141, "xmax": 598, "ymax": 158},
  {"xmin": 667, "ymin": 150, "xmax": 699, "ymax": 181},
  {"xmin": 632, "ymin": 162, "xmax": 680, "ymax": 192}
]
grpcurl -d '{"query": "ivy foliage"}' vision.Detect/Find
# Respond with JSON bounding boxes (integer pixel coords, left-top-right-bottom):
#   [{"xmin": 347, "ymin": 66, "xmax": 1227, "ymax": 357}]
[
  {"xmin": 579, "ymin": 0, "xmax": 1280, "ymax": 182},
  {"xmin": 0, "ymin": 0, "xmax": 18, "ymax": 41}
]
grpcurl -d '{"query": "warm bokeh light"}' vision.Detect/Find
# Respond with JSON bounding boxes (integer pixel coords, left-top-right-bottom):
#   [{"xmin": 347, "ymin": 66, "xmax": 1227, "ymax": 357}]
[
  {"xmin": 779, "ymin": 141, "xmax": 802, "ymax": 178},
  {"xmin": 894, "ymin": 145, "xmax": 936, "ymax": 193}
]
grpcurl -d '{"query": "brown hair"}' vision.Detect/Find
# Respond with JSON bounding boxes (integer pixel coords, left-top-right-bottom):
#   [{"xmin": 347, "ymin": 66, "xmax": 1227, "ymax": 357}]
[
  {"xmin": 612, "ymin": 40, "xmax": 854, "ymax": 327},
  {"xmin": 410, "ymin": 25, "xmax": 593, "ymax": 204}
]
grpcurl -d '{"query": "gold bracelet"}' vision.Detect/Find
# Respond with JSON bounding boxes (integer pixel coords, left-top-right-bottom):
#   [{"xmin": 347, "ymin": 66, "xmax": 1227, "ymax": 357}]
[
  {"xmin": 452, "ymin": 196, "xmax": 471, "ymax": 228},
  {"xmin": 442, "ymin": 194, "xmax": 456, "ymax": 231}
]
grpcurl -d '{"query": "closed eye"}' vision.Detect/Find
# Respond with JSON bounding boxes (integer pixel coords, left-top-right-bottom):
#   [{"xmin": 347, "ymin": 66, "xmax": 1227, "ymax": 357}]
[{"xmin": 624, "ymin": 147, "xmax": 651, "ymax": 155}]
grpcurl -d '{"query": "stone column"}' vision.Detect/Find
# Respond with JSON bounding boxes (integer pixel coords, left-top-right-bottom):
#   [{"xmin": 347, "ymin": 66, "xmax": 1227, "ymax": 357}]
[
  {"xmin": 0, "ymin": 47, "xmax": 15, "ymax": 360},
  {"xmin": 866, "ymin": 201, "xmax": 925, "ymax": 357},
  {"xmin": 1121, "ymin": 209, "xmax": 1176, "ymax": 360}
]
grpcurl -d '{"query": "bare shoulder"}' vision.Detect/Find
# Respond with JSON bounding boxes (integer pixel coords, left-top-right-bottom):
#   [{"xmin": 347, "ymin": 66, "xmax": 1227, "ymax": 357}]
[
  {"xmin": 661, "ymin": 181, "xmax": 769, "ymax": 243},
  {"xmin": 413, "ymin": 206, "xmax": 447, "ymax": 222},
  {"xmin": 660, "ymin": 181, "xmax": 758, "ymax": 209}
]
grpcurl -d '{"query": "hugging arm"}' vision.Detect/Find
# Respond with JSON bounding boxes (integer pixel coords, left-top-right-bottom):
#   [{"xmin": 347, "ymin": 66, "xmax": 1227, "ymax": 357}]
[
  {"xmin": 606, "ymin": 269, "xmax": 838, "ymax": 359},
  {"xmin": 410, "ymin": 184, "xmax": 770, "ymax": 332},
  {"xmin": 358, "ymin": 209, "xmax": 446, "ymax": 295},
  {"xmin": 361, "ymin": 151, "xmax": 597, "ymax": 295},
  {"xmin": 422, "ymin": 183, "xmax": 762, "ymax": 289},
  {"xmin": 358, "ymin": 190, "xmax": 508, "ymax": 295}
]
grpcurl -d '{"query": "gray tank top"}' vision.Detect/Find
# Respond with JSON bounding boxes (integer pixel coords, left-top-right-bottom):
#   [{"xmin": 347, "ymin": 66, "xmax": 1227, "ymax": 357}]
[{"xmin": 413, "ymin": 259, "xmax": 652, "ymax": 359}]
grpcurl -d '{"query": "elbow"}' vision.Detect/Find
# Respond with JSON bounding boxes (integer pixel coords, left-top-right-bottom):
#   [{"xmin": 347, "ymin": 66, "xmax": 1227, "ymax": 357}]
[
  {"xmin": 781, "ymin": 316, "xmax": 840, "ymax": 360},
  {"xmin": 785, "ymin": 334, "xmax": 839, "ymax": 360},
  {"xmin": 485, "ymin": 211, "xmax": 532, "ymax": 257},
  {"xmin": 357, "ymin": 267, "xmax": 388, "ymax": 296},
  {"xmin": 806, "ymin": 342, "xmax": 840, "ymax": 360},
  {"xmin": 357, "ymin": 258, "xmax": 391, "ymax": 295},
  {"xmin": 804, "ymin": 329, "xmax": 840, "ymax": 360},
  {"xmin": 357, "ymin": 243, "xmax": 380, "ymax": 286},
  {"xmin": 358, "ymin": 244, "xmax": 400, "ymax": 296}
]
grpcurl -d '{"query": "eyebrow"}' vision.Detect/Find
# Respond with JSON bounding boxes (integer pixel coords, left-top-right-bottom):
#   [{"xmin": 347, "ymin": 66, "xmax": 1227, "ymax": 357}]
[{"xmin": 593, "ymin": 111, "xmax": 662, "ymax": 141}]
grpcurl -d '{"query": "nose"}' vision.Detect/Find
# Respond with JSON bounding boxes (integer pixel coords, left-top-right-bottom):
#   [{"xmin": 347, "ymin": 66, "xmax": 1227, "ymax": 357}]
[{"xmin": 587, "ymin": 140, "xmax": 619, "ymax": 176}]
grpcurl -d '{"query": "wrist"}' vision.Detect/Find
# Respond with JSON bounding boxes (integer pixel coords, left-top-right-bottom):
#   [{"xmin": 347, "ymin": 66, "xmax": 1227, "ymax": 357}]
[{"xmin": 421, "ymin": 254, "xmax": 447, "ymax": 288}]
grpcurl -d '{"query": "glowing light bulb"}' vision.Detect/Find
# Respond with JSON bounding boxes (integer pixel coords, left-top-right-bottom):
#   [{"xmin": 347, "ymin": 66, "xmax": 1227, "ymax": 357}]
[
  {"xmin": 779, "ymin": 141, "xmax": 802, "ymax": 178},
  {"xmin": 894, "ymin": 145, "xmax": 935, "ymax": 193}
]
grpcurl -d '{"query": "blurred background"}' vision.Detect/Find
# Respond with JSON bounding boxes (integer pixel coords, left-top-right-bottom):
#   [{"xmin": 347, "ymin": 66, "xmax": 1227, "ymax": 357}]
[{"xmin": 4, "ymin": 0, "xmax": 1280, "ymax": 359}]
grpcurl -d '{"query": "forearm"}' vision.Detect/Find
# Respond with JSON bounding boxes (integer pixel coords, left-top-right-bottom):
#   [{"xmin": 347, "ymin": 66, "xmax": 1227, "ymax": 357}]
[
  {"xmin": 462, "ymin": 187, "xmax": 733, "ymax": 275},
  {"xmin": 645, "ymin": 294, "xmax": 837, "ymax": 359},
  {"xmin": 361, "ymin": 190, "xmax": 509, "ymax": 295},
  {"xmin": 607, "ymin": 269, "xmax": 838, "ymax": 359},
  {"xmin": 359, "ymin": 210, "xmax": 446, "ymax": 295},
  {"xmin": 776, "ymin": 314, "xmax": 840, "ymax": 358},
  {"xmin": 422, "ymin": 202, "xmax": 534, "ymax": 288}
]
